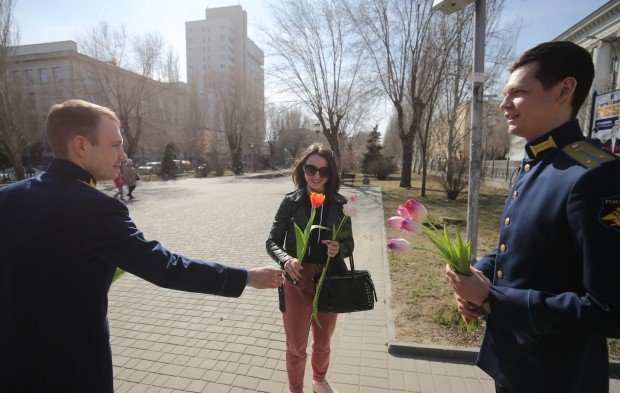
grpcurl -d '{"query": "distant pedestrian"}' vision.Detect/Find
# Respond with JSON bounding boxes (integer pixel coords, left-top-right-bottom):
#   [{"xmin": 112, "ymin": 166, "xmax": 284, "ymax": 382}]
[
  {"xmin": 113, "ymin": 171, "xmax": 124, "ymax": 200},
  {"xmin": 122, "ymin": 159, "xmax": 138, "ymax": 199}
]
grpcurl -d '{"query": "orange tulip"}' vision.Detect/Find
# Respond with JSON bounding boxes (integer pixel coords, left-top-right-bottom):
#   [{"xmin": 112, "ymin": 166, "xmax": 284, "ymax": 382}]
[{"xmin": 310, "ymin": 192, "xmax": 326, "ymax": 208}]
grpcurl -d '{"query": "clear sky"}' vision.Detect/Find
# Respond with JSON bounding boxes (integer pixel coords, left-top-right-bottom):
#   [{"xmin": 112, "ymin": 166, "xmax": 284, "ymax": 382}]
[
  {"xmin": 12, "ymin": 0, "xmax": 612, "ymax": 126},
  {"xmin": 14, "ymin": 0, "xmax": 611, "ymax": 80}
]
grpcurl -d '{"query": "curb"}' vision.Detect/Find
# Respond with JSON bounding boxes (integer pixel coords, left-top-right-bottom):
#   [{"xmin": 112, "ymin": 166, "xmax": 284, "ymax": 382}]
[{"xmin": 388, "ymin": 341, "xmax": 478, "ymax": 362}]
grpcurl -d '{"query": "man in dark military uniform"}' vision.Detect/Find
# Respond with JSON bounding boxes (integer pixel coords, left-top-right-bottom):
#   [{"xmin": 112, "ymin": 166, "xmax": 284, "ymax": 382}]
[
  {"xmin": 446, "ymin": 42, "xmax": 620, "ymax": 393},
  {"xmin": 0, "ymin": 100, "xmax": 284, "ymax": 393}
]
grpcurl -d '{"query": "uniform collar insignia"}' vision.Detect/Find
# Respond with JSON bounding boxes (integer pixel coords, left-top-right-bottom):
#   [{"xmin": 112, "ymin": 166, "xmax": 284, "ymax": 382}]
[
  {"xmin": 529, "ymin": 136, "xmax": 557, "ymax": 157},
  {"xmin": 525, "ymin": 119, "xmax": 584, "ymax": 159}
]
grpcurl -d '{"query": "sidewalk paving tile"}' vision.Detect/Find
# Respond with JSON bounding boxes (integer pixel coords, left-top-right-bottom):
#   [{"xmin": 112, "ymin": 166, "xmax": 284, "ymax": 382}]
[{"xmin": 106, "ymin": 178, "xmax": 619, "ymax": 392}]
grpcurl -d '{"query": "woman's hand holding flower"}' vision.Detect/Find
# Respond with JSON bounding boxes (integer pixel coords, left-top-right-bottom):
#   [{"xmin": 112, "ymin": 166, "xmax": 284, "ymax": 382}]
[
  {"xmin": 321, "ymin": 240, "xmax": 339, "ymax": 258},
  {"xmin": 284, "ymin": 258, "xmax": 303, "ymax": 282}
]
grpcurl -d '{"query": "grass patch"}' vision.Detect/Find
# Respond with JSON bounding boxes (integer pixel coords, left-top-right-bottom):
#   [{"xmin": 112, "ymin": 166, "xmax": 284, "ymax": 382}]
[
  {"xmin": 112, "ymin": 268, "xmax": 126, "ymax": 284},
  {"xmin": 379, "ymin": 172, "xmax": 619, "ymax": 358}
]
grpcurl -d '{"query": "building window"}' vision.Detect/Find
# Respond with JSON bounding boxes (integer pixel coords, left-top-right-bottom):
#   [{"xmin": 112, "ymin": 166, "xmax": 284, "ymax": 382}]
[
  {"xmin": 39, "ymin": 68, "xmax": 49, "ymax": 83},
  {"xmin": 85, "ymin": 72, "xmax": 94, "ymax": 86},
  {"xmin": 12, "ymin": 70, "xmax": 20, "ymax": 82},
  {"xmin": 53, "ymin": 67, "xmax": 62, "ymax": 81},
  {"xmin": 25, "ymin": 69, "xmax": 34, "ymax": 83}
]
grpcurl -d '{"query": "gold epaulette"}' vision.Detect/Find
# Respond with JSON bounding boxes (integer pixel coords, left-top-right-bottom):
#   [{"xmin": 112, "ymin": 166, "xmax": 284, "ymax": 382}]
[{"xmin": 562, "ymin": 141, "xmax": 617, "ymax": 169}]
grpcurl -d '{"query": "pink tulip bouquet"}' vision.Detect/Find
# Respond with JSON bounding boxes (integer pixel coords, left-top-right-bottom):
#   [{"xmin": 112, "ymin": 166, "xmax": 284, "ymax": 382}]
[
  {"xmin": 386, "ymin": 198, "xmax": 471, "ymax": 276},
  {"xmin": 311, "ymin": 194, "xmax": 358, "ymax": 326}
]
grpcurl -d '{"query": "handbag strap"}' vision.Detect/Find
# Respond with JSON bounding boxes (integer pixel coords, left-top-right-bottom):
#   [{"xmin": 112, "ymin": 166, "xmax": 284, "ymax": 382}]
[{"xmin": 347, "ymin": 254, "xmax": 355, "ymax": 272}]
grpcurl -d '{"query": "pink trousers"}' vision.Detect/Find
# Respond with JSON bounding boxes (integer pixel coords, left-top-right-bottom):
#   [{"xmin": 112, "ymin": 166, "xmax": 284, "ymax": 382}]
[{"xmin": 282, "ymin": 263, "xmax": 338, "ymax": 393}]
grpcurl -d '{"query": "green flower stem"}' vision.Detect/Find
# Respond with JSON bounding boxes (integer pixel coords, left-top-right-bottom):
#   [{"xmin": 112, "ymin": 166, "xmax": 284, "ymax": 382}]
[{"xmin": 311, "ymin": 216, "xmax": 350, "ymax": 327}]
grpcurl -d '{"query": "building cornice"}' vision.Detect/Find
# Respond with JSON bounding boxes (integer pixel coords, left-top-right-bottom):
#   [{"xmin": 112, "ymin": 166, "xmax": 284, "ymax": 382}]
[{"xmin": 555, "ymin": 1, "xmax": 620, "ymax": 43}]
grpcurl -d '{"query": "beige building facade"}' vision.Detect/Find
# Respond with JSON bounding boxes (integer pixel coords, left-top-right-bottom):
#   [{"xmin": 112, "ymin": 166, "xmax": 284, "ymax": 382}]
[{"xmin": 10, "ymin": 41, "xmax": 190, "ymax": 163}]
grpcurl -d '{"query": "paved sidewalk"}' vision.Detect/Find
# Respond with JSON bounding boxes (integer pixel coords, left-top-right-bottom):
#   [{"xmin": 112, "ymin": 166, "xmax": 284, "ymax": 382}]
[{"xmin": 107, "ymin": 177, "xmax": 619, "ymax": 392}]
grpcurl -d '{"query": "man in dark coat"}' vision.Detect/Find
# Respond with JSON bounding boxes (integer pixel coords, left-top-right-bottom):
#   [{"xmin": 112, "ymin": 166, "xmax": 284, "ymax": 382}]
[
  {"xmin": 446, "ymin": 42, "xmax": 620, "ymax": 393},
  {"xmin": 0, "ymin": 99, "xmax": 284, "ymax": 393}
]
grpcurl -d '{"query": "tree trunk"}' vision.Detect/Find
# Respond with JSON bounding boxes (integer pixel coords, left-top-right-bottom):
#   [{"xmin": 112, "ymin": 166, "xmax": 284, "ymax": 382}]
[
  {"xmin": 325, "ymin": 131, "xmax": 342, "ymax": 170},
  {"xmin": 399, "ymin": 133, "xmax": 414, "ymax": 188},
  {"xmin": 421, "ymin": 157, "xmax": 427, "ymax": 198},
  {"xmin": 12, "ymin": 152, "xmax": 25, "ymax": 180},
  {"xmin": 120, "ymin": 115, "xmax": 137, "ymax": 159},
  {"xmin": 127, "ymin": 115, "xmax": 143, "ymax": 159}
]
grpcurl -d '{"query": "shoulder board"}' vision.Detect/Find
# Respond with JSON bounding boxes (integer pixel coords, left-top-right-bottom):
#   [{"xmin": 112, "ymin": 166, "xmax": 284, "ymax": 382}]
[{"xmin": 562, "ymin": 141, "xmax": 618, "ymax": 169}]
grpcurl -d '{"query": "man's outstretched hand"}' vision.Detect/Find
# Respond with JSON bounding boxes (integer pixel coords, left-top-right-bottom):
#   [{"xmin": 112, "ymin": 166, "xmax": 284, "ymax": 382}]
[{"xmin": 247, "ymin": 266, "xmax": 285, "ymax": 289}]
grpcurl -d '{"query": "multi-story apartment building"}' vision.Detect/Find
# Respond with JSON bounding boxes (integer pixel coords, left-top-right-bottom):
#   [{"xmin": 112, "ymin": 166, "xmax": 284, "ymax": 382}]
[
  {"xmin": 9, "ymin": 40, "xmax": 190, "ymax": 163},
  {"xmin": 185, "ymin": 5, "xmax": 265, "ymax": 169}
]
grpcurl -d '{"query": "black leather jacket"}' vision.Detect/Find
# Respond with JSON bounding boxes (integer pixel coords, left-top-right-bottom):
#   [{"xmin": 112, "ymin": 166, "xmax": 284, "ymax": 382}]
[{"xmin": 266, "ymin": 187, "xmax": 354, "ymax": 277}]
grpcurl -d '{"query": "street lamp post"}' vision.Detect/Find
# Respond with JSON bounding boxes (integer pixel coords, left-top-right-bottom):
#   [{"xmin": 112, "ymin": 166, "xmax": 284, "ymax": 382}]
[
  {"xmin": 433, "ymin": 0, "xmax": 484, "ymax": 260},
  {"xmin": 313, "ymin": 123, "xmax": 321, "ymax": 141},
  {"xmin": 250, "ymin": 143, "xmax": 255, "ymax": 172}
]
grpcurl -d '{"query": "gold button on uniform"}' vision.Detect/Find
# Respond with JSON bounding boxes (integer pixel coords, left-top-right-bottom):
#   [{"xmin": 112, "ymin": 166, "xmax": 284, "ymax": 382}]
[
  {"xmin": 524, "ymin": 164, "xmax": 531, "ymax": 172},
  {"xmin": 504, "ymin": 217, "xmax": 510, "ymax": 225},
  {"xmin": 513, "ymin": 191, "xmax": 519, "ymax": 198},
  {"xmin": 497, "ymin": 270, "xmax": 504, "ymax": 279},
  {"xmin": 500, "ymin": 244, "xmax": 506, "ymax": 252}
]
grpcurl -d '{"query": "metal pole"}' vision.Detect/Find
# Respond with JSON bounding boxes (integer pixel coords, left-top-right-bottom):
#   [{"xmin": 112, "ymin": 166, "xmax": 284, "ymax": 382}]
[{"xmin": 466, "ymin": 0, "xmax": 485, "ymax": 260}]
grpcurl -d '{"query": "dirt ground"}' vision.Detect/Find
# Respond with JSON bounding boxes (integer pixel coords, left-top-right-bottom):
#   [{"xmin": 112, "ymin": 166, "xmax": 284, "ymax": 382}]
[{"xmin": 380, "ymin": 173, "xmax": 619, "ymax": 359}]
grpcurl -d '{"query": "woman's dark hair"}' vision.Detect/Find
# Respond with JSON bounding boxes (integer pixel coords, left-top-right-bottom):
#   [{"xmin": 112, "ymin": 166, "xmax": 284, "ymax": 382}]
[
  {"xmin": 509, "ymin": 41, "xmax": 594, "ymax": 117},
  {"xmin": 292, "ymin": 143, "xmax": 341, "ymax": 195}
]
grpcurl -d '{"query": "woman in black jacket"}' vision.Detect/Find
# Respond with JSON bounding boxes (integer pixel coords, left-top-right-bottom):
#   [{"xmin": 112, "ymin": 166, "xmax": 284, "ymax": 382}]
[{"xmin": 266, "ymin": 143, "xmax": 354, "ymax": 393}]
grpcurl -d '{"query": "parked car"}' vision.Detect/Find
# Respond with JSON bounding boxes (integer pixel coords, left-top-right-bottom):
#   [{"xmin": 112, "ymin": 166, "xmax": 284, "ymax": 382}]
[
  {"xmin": 137, "ymin": 165, "xmax": 154, "ymax": 175},
  {"xmin": 173, "ymin": 160, "xmax": 192, "ymax": 171},
  {"xmin": 138, "ymin": 162, "xmax": 161, "ymax": 175}
]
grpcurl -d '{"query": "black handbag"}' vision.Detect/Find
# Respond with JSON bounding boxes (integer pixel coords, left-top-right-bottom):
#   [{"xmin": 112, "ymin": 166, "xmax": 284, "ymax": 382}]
[{"xmin": 314, "ymin": 255, "xmax": 377, "ymax": 313}]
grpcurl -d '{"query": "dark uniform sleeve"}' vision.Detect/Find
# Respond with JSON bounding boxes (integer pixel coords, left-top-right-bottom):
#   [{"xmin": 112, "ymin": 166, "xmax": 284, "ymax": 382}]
[
  {"xmin": 488, "ymin": 161, "xmax": 620, "ymax": 336},
  {"xmin": 84, "ymin": 198, "xmax": 247, "ymax": 297},
  {"xmin": 474, "ymin": 248, "xmax": 497, "ymax": 281}
]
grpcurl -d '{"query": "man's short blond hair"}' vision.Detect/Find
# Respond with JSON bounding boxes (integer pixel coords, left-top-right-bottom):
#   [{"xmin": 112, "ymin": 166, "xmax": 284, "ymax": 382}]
[{"xmin": 45, "ymin": 99, "xmax": 121, "ymax": 158}]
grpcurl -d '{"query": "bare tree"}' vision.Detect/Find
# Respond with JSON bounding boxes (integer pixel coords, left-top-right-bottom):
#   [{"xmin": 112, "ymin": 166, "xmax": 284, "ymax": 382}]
[
  {"xmin": 264, "ymin": 0, "xmax": 373, "ymax": 165},
  {"xmin": 208, "ymin": 73, "xmax": 264, "ymax": 171},
  {"xmin": 0, "ymin": 0, "xmax": 36, "ymax": 180},
  {"xmin": 345, "ymin": 0, "xmax": 455, "ymax": 188},
  {"xmin": 267, "ymin": 103, "xmax": 315, "ymax": 166},
  {"xmin": 436, "ymin": 0, "xmax": 516, "ymax": 159},
  {"xmin": 79, "ymin": 22, "xmax": 179, "ymax": 158}
]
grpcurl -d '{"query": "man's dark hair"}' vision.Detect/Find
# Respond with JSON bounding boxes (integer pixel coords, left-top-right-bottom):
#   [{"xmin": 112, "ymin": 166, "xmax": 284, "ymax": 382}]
[{"xmin": 509, "ymin": 41, "xmax": 594, "ymax": 117}]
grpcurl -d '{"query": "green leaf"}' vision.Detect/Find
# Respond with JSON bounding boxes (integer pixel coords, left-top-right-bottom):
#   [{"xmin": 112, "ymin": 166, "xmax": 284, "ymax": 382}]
[
  {"xmin": 335, "ymin": 230, "xmax": 350, "ymax": 240},
  {"xmin": 112, "ymin": 268, "xmax": 126, "ymax": 284},
  {"xmin": 421, "ymin": 225, "xmax": 471, "ymax": 276},
  {"xmin": 294, "ymin": 222, "xmax": 306, "ymax": 263}
]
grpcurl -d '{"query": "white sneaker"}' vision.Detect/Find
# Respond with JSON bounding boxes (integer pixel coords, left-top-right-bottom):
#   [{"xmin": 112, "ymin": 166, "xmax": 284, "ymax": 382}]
[{"xmin": 312, "ymin": 380, "xmax": 338, "ymax": 393}]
